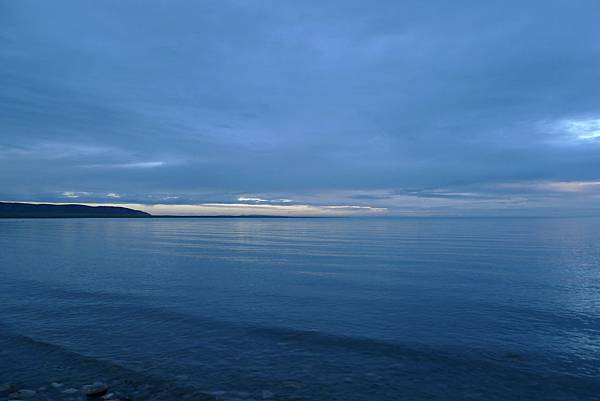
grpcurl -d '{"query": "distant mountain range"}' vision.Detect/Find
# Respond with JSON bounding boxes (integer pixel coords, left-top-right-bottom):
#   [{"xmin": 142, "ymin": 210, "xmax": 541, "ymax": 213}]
[{"xmin": 0, "ymin": 202, "xmax": 151, "ymax": 218}]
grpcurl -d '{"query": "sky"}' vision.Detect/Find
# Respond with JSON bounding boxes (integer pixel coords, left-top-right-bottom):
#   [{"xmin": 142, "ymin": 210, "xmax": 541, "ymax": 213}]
[{"xmin": 1, "ymin": 0, "xmax": 600, "ymax": 216}]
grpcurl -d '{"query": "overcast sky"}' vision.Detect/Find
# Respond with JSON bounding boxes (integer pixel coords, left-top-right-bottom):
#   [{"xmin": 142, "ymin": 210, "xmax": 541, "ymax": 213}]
[{"xmin": 1, "ymin": 0, "xmax": 600, "ymax": 216}]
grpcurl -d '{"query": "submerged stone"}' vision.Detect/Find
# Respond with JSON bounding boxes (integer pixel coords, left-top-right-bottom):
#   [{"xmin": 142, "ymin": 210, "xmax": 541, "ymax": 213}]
[{"xmin": 83, "ymin": 382, "xmax": 108, "ymax": 398}]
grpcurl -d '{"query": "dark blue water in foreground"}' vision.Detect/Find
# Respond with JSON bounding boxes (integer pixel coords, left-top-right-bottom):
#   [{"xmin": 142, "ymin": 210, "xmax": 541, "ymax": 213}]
[{"xmin": 1, "ymin": 217, "xmax": 599, "ymax": 400}]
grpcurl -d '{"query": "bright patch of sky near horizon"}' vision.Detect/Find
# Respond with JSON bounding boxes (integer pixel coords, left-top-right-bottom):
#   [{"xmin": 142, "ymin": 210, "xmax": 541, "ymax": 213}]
[{"xmin": 1, "ymin": 0, "xmax": 600, "ymax": 216}]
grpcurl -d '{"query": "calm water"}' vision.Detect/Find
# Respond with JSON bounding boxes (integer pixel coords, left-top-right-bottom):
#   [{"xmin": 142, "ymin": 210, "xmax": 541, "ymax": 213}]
[{"xmin": 1, "ymin": 217, "xmax": 599, "ymax": 400}]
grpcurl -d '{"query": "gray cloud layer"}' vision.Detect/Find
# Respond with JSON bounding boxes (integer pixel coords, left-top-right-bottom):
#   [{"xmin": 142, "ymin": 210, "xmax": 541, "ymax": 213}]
[{"xmin": 1, "ymin": 1, "xmax": 600, "ymax": 215}]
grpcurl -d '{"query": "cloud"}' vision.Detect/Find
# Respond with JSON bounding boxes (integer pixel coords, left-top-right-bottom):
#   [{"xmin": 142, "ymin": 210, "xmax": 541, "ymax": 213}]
[
  {"xmin": 0, "ymin": 142, "xmax": 114, "ymax": 160},
  {"xmin": 562, "ymin": 118, "xmax": 600, "ymax": 140},
  {"xmin": 61, "ymin": 191, "xmax": 90, "ymax": 199},
  {"xmin": 237, "ymin": 196, "xmax": 295, "ymax": 204},
  {"xmin": 237, "ymin": 197, "xmax": 269, "ymax": 203},
  {"xmin": 497, "ymin": 180, "xmax": 600, "ymax": 193},
  {"xmin": 82, "ymin": 161, "xmax": 165, "ymax": 169},
  {"xmin": 106, "ymin": 192, "xmax": 121, "ymax": 198},
  {"xmin": 322, "ymin": 205, "xmax": 386, "ymax": 211}
]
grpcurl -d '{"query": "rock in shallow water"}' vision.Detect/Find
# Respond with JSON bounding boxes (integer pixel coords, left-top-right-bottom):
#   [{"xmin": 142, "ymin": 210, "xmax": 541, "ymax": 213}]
[{"xmin": 83, "ymin": 382, "xmax": 108, "ymax": 397}]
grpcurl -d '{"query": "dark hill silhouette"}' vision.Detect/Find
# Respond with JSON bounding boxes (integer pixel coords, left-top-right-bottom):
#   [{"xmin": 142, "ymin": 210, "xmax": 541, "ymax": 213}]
[{"xmin": 0, "ymin": 202, "xmax": 151, "ymax": 218}]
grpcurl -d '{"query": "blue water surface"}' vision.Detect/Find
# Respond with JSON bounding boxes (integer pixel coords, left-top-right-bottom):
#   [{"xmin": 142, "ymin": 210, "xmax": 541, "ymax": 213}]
[{"xmin": 1, "ymin": 217, "xmax": 599, "ymax": 400}]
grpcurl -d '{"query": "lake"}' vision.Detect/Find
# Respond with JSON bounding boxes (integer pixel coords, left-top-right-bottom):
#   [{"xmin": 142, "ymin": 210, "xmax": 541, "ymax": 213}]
[{"xmin": 1, "ymin": 217, "xmax": 599, "ymax": 400}]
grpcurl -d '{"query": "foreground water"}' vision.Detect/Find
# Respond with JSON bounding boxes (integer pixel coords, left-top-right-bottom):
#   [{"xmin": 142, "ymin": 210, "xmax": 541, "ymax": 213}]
[{"xmin": 1, "ymin": 217, "xmax": 599, "ymax": 401}]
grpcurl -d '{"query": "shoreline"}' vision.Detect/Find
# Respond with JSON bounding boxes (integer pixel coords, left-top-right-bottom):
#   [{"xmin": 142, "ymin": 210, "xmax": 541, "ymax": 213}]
[{"xmin": 0, "ymin": 330, "xmax": 281, "ymax": 401}]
